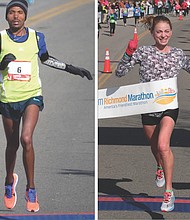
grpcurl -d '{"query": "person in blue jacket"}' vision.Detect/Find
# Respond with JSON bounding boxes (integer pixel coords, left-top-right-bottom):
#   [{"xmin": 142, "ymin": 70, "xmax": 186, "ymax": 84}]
[
  {"xmin": 121, "ymin": 7, "xmax": 128, "ymax": 26},
  {"xmin": 133, "ymin": 4, "xmax": 142, "ymax": 26}
]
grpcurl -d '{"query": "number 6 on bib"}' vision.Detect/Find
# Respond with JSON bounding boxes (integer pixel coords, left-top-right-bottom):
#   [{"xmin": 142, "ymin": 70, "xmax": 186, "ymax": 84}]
[{"xmin": 7, "ymin": 61, "xmax": 31, "ymax": 81}]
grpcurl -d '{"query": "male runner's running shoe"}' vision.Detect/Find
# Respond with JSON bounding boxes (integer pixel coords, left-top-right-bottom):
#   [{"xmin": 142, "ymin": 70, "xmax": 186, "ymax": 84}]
[
  {"xmin": 155, "ymin": 168, "xmax": 165, "ymax": 187},
  {"xmin": 161, "ymin": 191, "xmax": 175, "ymax": 212},
  {"xmin": 25, "ymin": 188, "xmax": 39, "ymax": 212},
  {"xmin": 4, "ymin": 173, "xmax": 18, "ymax": 209}
]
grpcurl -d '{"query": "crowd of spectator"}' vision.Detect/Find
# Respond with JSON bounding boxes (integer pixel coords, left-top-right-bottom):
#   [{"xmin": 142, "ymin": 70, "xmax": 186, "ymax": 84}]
[{"xmin": 98, "ymin": 0, "xmax": 190, "ymax": 24}]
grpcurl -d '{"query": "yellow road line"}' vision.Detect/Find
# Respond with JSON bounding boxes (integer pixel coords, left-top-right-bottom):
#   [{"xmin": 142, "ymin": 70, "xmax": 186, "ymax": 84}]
[{"xmin": 26, "ymin": 0, "xmax": 93, "ymax": 26}]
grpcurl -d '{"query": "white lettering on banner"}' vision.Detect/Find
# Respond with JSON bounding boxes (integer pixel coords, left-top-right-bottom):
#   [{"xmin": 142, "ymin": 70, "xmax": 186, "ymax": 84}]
[
  {"xmin": 8, "ymin": 61, "xmax": 31, "ymax": 81},
  {"xmin": 98, "ymin": 78, "xmax": 178, "ymax": 119}
]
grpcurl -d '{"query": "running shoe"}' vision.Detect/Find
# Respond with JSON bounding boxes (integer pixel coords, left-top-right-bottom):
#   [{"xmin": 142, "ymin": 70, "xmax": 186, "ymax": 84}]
[
  {"xmin": 25, "ymin": 188, "xmax": 39, "ymax": 212},
  {"xmin": 161, "ymin": 191, "xmax": 175, "ymax": 212},
  {"xmin": 4, "ymin": 173, "xmax": 18, "ymax": 209},
  {"xmin": 155, "ymin": 168, "xmax": 165, "ymax": 187}
]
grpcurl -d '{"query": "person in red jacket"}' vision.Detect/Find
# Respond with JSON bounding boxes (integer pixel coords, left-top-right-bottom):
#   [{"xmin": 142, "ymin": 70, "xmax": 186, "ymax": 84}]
[
  {"xmin": 175, "ymin": 1, "xmax": 181, "ymax": 16},
  {"xmin": 181, "ymin": 0, "xmax": 188, "ymax": 16}
]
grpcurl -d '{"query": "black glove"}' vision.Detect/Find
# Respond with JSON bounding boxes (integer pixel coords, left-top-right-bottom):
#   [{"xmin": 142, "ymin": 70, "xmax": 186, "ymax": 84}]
[
  {"xmin": 65, "ymin": 64, "xmax": 93, "ymax": 80},
  {"xmin": 0, "ymin": 53, "xmax": 16, "ymax": 70}
]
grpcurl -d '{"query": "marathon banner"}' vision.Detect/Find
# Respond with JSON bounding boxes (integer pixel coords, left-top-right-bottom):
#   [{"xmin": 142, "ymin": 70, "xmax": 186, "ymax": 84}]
[{"xmin": 98, "ymin": 78, "xmax": 178, "ymax": 119}]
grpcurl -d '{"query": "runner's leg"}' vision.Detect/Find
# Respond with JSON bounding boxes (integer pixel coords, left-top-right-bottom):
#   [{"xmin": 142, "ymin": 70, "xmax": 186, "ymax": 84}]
[
  {"xmin": 21, "ymin": 104, "xmax": 39, "ymax": 189},
  {"xmin": 158, "ymin": 116, "xmax": 175, "ymax": 190},
  {"xmin": 2, "ymin": 116, "xmax": 20, "ymax": 185},
  {"xmin": 143, "ymin": 124, "xmax": 162, "ymax": 167}
]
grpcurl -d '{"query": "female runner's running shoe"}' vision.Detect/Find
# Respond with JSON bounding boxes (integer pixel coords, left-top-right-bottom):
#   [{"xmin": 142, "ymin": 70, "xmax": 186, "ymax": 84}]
[
  {"xmin": 155, "ymin": 168, "xmax": 165, "ymax": 187},
  {"xmin": 161, "ymin": 191, "xmax": 175, "ymax": 212}
]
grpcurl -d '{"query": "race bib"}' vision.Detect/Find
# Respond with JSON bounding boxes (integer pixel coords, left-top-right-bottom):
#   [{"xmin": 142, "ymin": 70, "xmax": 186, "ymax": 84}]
[{"xmin": 7, "ymin": 61, "xmax": 31, "ymax": 81}]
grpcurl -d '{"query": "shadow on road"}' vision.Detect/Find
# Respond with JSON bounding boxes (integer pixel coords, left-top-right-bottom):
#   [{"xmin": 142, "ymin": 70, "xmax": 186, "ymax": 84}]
[
  {"xmin": 98, "ymin": 127, "xmax": 190, "ymax": 148},
  {"xmin": 99, "ymin": 178, "xmax": 165, "ymax": 220},
  {"xmin": 57, "ymin": 168, "xmax": 94, "ymax": 177},
  {"xmin": 173, "ymin": 182, "xmax": 190, "ymax": 190}
]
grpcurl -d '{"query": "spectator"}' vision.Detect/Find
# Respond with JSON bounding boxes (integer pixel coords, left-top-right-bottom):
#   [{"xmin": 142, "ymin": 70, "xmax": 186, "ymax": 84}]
[
  {"xmin": 133, "ymin": 4, "xmax": 141, "ymax": 26},
  {"xmin": 157, "ymin": 0, "xmax": 163, "ymax": 15},
  {"xmin": 121, "ymin": 7, "xmax": 128, "ymax": 26},
  {"xmin": 164, "ymin": 0, "xmax": 170, "ymax": 14},
  {"xmin": 181, "ymin": 0, "xmax": 188, "ymax": 16},
  {"xmin": 140, "ymin": 2, "xmax": 145, "ymax": 18},
  {"xmin": 109, "ymin": 10, "xmax": 117, "ymax": 36},
  {"xmin": 174, "ymin": 1, "xmax": 181, "ymax": 16}
]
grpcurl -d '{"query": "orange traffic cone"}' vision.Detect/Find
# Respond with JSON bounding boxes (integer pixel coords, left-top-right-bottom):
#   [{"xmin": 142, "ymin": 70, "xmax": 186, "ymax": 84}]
[
  {"xmin": 179, "ymin": 10, "xmax": 183, "ymax": 20},
  {"xmin": 133, "ymin": 27, "xmax": 138, "ymax": 42},
  {"xmin": 103, "ymin": 48, "xmax": 112, "ymax": 73}
]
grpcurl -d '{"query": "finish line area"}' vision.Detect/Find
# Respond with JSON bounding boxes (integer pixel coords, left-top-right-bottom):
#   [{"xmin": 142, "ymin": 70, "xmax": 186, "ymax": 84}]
[
  {"xmin": 99, "ymin": 195, "xmax": 190, "ymax": 212},
  {"xmin": 0, "ymin": 213, "xmax": 94, "ymax": 220}
]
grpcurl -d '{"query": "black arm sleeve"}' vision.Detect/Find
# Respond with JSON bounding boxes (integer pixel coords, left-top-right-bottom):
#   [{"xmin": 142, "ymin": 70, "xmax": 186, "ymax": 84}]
[
  {"xmin": 41, "ymin": 54, "xmax": 67, "ymax": 71},
  {"xmin": 41, "ymin": 53, "xmax": 93, "ymax": 80}
]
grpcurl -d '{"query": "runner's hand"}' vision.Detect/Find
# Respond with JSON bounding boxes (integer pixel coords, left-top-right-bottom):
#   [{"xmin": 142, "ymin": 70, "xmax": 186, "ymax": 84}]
[
  {"xmin": 125, "ymin": 39, "xmax": 138, "ymax": 57},
  {"xmin": 65, "ymin": 64, "xmax": 93, "ymax": 80},
  {"xmin": 0, "ymin": 53, "xmax": 16, "ymax": 70}
]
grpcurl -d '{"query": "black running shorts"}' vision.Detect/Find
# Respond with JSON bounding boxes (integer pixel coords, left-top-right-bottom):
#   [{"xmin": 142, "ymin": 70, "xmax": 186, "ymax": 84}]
[
  {"xmin": 141, "ymin": 108, "xmax": 179, "ymax": 125},
  {"xmin": 0, "ymin": 96, "xmax": 44, "ymax": 121}
]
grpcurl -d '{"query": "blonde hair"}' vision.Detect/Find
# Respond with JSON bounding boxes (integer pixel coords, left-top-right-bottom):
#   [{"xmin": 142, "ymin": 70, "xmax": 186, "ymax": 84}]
[{"xmin": 140, "ymin": 15, "xmax": 172, "ymax": 32}]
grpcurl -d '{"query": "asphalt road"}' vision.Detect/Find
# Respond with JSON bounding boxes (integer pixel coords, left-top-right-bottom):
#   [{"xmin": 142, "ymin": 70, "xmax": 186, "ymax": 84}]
[
  {"xmin": 98, "ymin": 14, "xmax": 190, "ymax": 219},
  {"xmin": 0, "ymin": 0, "xmax": 95, "ymax": 216}
]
